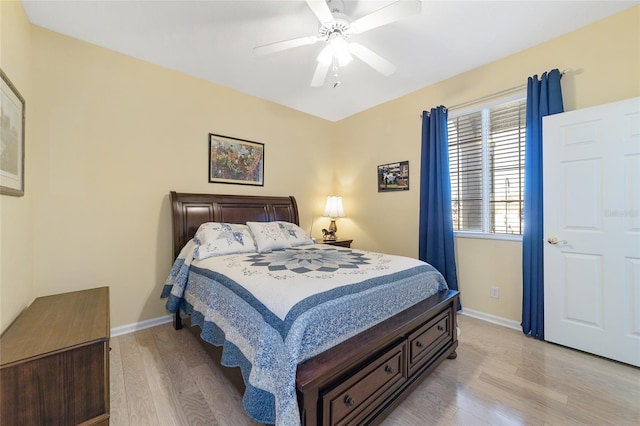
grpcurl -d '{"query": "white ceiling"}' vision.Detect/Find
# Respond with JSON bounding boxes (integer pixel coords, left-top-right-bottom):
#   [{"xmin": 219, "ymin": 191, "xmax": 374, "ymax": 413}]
[{"xmin": 22, "ymin": 0, "xmax": 638, "ymax": 122}]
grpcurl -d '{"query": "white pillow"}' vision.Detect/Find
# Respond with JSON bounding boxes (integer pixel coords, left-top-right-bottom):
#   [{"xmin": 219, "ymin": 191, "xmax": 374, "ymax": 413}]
[
  {"xmin": 247, "ymin": 221, "xmax": 292, "ymax": 253},
  {"xmin": 276, "ymin": 221, "xmax": 314, "ymax": 246},
  {"xmin": 193, "ymin": 222, "xmax": 256, "ymax": 260}
]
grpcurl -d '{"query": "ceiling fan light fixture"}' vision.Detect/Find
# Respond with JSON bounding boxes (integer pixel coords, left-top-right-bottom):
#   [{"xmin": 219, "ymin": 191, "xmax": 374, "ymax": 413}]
[
  {"xmin": 317, "ymin": 35, "xmax": 352, "ymax": 67},
  {"xmin": 336, "ymin": 51, "xmax": 353, "ymax": 67},
  {"xmin": 256, "ymin": 0, "xmax": 422, "ymax": 87},
  {"xmin": 317, "ymin": 45, "xmax": 333, "ymax": 65},
  {"xmin": 330, "ymin": 36, "xmax": 352, "ymax": 66}
]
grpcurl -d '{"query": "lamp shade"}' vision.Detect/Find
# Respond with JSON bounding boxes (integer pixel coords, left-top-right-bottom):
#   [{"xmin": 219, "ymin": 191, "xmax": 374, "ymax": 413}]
[{"xmin": 323, "ymin": 196, "xmax": 345, "ymax": 218}]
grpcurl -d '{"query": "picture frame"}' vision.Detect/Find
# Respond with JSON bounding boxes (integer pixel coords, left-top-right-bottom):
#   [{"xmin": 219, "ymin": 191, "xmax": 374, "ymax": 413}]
[
  {"xmin": 209, "ymin": 133, "xmax": 264, "ymax": 186},
  {"xmin": 0, "ymin": 69, "xmax": 25, "ymax": 196},
  {"xmin": 378, "ymin": 161, "xmax": 409, "ymax": 192}
]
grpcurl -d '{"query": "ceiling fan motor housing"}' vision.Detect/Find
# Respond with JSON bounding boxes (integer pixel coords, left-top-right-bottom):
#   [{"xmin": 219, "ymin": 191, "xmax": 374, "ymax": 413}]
[{"xmin": 318, "ymin": 18, "xmax": 352, "ymax": 42}]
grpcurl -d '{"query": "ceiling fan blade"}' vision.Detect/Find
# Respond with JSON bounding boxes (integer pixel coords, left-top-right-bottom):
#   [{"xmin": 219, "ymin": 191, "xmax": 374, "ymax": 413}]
[
  {"xmin": 311, "ymin": 60, "xmax": 331, "ymax": 87},
  {"xmin": 351, "ymin": 0, "xmax": 422, "ymax": 34},
  {"xmin": 254, "ymin": 35, "xmax": 318, "ymax": 56},
  {"xmin": 348, "ymin": 42, "xmax": 396, "ymax": 76},
  {"xmin": 305, "ymin": 0, "xmax": 334, "ymax": 23}
]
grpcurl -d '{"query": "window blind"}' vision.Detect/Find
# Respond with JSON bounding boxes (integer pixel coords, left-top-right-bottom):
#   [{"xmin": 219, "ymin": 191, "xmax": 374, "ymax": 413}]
[
  {"xmin": 448, "ymin": 98, "xmax": 526, "ymax": 235},
  {"xmin": 448, "ymin": 112, "xmax": 483, "ymax": 232}
]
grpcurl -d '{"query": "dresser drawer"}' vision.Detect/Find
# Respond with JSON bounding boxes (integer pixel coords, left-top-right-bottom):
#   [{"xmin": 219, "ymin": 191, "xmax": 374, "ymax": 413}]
[
  {"xmin": 322, "ymin": 342, "xmax": 406, "ymax": 426},
  {"xmin": 408, "ymin": 310, "xmax": 451, "ymax": 375}
]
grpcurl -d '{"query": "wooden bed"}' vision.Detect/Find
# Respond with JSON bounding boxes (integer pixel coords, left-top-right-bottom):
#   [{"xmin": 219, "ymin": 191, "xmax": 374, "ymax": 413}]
[{"xmin": 169, "ymin": 191, "xmax": 459, "ymax": 426}]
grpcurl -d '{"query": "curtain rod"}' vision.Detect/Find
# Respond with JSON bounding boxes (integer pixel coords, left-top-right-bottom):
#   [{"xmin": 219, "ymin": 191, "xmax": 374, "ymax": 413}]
[{"xmin": 421, "ymin": 69, "xmax": 571, "ymax": 117}]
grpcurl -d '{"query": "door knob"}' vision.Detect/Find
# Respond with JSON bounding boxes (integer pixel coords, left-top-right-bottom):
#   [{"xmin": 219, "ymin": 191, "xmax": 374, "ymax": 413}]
[{"xmin": 547, "ymin": 237, "xmax": 567, "ymax": 245}]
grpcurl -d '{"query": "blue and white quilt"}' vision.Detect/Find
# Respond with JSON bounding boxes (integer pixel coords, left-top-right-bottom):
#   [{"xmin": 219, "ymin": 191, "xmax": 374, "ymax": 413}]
[{"xmin": 161, "ymin": 242, "xmax": 447, "ymax": 426}]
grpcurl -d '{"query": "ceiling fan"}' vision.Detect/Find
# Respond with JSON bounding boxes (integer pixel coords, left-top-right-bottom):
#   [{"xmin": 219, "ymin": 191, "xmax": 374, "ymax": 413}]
[{"xmin": 253, "ymin": 0, "xmax": 422, "ymax": 87}]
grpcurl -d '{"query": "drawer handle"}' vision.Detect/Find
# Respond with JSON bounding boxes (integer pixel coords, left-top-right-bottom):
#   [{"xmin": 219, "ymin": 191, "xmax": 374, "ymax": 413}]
[
  {"xmin": 384, "ymin": 365, "xmax": 395, "ymax": 374},
  {"xmin": 437, "ymin": 325, "xmax": 445, "ymax": 331},
  {"xmin": 344, "ymin": 395, "xmax": 355, "ymax": 407},
  {"xmin": 416, "ymin": 341, "xmax": 424, "ymax": 348}
]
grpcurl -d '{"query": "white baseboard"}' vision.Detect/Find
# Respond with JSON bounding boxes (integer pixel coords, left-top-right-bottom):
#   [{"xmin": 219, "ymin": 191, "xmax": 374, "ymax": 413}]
[
  {"xmin": 111, "ymin": 309, "xmax": 520, "ymax": 338},
  {"xmin": 111, "ymin": 314, "xmax": 173, "ymax": 337},
  {"xmin": 459, "ymin": 308, "xmax": 521, "ymax": 331}
]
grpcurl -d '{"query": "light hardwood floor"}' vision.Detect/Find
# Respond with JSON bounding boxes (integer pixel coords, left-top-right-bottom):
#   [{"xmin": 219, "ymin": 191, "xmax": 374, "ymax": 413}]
[{"xmin": 109, "ymin": 315, "xmax": 640, "ymax": 425}]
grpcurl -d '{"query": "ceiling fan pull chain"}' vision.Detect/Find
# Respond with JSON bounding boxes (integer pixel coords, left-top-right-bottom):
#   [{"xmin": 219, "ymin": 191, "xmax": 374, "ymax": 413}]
[{"xmin": 332, "ymin": 59, "xmax": 341, "ymax": 88}]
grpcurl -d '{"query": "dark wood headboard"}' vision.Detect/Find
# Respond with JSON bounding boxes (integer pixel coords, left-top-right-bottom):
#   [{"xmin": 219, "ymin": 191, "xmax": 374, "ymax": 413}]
[{"xmin": 169, "ymin": 191, "xmax": 300, "ymax": 259}]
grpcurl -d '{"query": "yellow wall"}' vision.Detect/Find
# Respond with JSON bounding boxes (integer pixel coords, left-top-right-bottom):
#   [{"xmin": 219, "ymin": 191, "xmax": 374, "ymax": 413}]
[
  {"xmin": 335, "ymin": 6, "xmax": 640, "ymax": 322},
  {"xmin": 1, "ymin": 2, "xmax": 638, "ymax": 331},
  {"xmin": 0, "ymin": 0, "xmax": 34, "ymax": 331},
  {"xmin": 1, "ymin": 1, "xmax": 334, "ymax": 331}
]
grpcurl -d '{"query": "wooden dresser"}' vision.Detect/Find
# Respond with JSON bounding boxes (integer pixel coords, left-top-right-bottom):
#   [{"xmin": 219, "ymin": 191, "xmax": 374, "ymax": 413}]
[{"xmin": 0, "ymin": 287, "xmax": 110, "ymax": 425}]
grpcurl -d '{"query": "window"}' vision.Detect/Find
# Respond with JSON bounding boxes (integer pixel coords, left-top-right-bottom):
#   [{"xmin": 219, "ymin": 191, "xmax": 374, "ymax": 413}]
[{"xmin": 448, "ymin": 98, "xmax": 526, "ymax": 236}]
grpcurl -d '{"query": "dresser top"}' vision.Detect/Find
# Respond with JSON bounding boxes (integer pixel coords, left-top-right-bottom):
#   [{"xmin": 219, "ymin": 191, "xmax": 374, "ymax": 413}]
[{"xmin": 0, "ymin": 287, "xmax": 109, "ymax": 367}]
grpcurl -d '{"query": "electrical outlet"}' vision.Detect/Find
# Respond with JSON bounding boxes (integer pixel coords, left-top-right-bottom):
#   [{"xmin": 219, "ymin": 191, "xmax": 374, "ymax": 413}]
[{"xmin": 490, "ymin": 286, "xmax": 500, "ymax": 299}]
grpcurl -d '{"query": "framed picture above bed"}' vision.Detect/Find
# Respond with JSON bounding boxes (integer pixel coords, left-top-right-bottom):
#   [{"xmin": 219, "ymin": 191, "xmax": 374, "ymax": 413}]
[
  {"xmin": 209, "ymin": 133, "xmax": 264, "ymax": 186},
  {"xmin": 0, "ymin": 69, "xmax": 25, "ymax": 197}
]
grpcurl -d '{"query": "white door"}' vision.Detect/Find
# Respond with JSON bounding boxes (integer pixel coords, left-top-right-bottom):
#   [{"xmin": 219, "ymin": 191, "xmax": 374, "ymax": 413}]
[{"xmin": 543, "ymin": 97, "xmax": 640, "ymax": 367}]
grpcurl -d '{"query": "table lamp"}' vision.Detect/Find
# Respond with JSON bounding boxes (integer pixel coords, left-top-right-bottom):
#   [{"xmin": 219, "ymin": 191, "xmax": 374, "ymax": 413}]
[{"xmin": 322, "ymin": 195, "xmax": 345, "ymax": 241}]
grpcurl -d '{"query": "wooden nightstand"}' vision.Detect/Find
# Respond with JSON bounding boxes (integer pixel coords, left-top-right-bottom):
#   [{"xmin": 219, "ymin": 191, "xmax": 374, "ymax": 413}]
[{"xmin": 320, "ymin": 239, "xmax": 353, "ymax": 248}]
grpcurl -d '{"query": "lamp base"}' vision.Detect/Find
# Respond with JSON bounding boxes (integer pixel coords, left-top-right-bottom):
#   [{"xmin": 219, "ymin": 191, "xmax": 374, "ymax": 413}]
[{"xmin": 322, "ymin": 219, "xmax": 338, "ymax": 241}]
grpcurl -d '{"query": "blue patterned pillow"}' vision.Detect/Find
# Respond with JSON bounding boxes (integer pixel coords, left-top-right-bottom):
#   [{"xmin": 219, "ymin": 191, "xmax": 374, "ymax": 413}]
[
  {"xmin": 247, "ymin": 221, "xmax": 292, "ymax": 253},
  {"xmin": 276, "ymin": 221, "xmax": 314, "ymax": 246},
  {"xmin": 194, "ymin": 222, "xmax": 256, "ymax": 260}
]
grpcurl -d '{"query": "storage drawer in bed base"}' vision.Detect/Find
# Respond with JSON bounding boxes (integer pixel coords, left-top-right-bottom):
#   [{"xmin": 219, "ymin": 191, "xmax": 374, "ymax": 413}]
[
  {"xmin": 297, "ymin": 289, "xmax": 459, "ymax": 426},
  {"xmin": 322, "ymin": 341, "xmax": 407, "ymax": 426}
]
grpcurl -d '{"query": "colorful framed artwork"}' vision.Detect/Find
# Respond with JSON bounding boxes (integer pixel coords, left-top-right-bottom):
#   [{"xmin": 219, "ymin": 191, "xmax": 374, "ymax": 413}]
[
  {"xmin": 0, "ymin": 69, "xmax": 25, "ymax": 196},
  {"xmin": 378, "ymin": 161, "xmax": 409, "ymax": 192},
  {"xmin": 209, "ymin": 133, "xmax": 264, "ymax": 186}
]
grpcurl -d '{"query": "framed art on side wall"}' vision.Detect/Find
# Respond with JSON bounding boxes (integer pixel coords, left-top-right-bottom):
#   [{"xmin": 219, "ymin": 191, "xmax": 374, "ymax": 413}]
[
  {"xmin": 0, "ymin": 69, "xmax": 25, "ymax": 196},
  {"xmin": 378, "ymin": 161, "xmax": 409, "ymax": 192},
  {"xmin": 209, "ymin": 133, "xmax": 264, "ymax": 186}
]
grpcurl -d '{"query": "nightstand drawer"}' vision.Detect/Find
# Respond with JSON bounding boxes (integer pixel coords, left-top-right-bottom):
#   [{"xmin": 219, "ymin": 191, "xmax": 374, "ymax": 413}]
[{"xmin": 321, "ymin": 239, "xmax": 353, "ymax": 248}]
